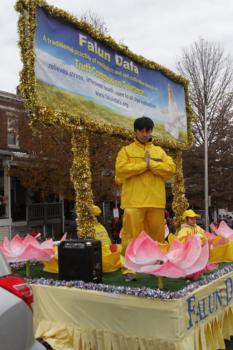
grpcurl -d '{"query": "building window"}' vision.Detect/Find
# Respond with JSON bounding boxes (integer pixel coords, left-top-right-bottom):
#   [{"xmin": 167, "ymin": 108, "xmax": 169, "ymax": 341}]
[
  {"xmin": 7, "ymin": 116, "xmax": 19, "ymax": 148},
  {"xmin": 0, "ymin": 169, "xmax": 7, "ymax": 218}
]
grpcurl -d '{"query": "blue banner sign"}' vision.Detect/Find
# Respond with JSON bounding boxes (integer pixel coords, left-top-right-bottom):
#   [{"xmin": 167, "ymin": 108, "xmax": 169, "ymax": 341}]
[{"xmin": 35, "ymin": 7, "xmax": 187, "ymax": 142}]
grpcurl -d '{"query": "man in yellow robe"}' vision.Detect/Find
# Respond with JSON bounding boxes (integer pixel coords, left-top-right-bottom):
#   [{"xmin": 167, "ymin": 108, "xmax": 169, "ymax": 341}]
[{"xmin": 115, "ymin": 116, "xmax": 176, "ymax": 281}]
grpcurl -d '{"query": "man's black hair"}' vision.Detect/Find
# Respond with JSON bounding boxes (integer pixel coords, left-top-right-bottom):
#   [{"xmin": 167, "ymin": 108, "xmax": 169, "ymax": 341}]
[{"xmin": 134, "ymin": 116, "xmax": 154, "ymax": 131}]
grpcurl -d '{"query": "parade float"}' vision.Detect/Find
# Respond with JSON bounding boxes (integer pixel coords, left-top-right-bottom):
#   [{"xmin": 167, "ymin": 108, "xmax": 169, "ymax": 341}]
[{"xmin": 11, "ymin": 0, "xmax": 233, "ymax": 349}]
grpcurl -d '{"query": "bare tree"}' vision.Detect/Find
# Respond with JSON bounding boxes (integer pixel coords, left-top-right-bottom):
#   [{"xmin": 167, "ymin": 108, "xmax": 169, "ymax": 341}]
[
  {"xmin": 177, "ymin": 39, "xmax": 233, "ymax": 211},
  {"xmin": 80, "ymin": 10, "xmax": 109, "ymax": 35},
  {"xmin": 177, "ymin": 38, "xmax": 233, "ymax": 147}
]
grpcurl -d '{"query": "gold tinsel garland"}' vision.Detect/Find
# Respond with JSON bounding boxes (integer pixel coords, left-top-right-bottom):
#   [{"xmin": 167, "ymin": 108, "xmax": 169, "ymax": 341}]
[
  {"xmin": 70, "ymin": 130, "xmax": 96, "ymax": 238},
  {"xmin": 16, "ymin": 0, "xmax": 36, "ymax": 113},
  {"xmin": 171, "ymin": 150, "xmax": 189, "ymax": 229},
  {"xmin": 15, "ymin": 0, "xmax": 193, "ymax": 237}
]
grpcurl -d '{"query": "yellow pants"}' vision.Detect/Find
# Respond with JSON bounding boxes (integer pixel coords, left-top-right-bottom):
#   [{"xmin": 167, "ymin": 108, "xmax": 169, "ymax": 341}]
[{"xmin": 121, "ymin": 207, "xmax": 165, "ymax": 274}]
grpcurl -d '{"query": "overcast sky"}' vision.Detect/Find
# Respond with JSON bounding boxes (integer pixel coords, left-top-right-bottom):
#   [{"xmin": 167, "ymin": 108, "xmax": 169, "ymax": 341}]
[{"xmin": 1, "ymin": 0, "xmax": 233, "ymax": 94}]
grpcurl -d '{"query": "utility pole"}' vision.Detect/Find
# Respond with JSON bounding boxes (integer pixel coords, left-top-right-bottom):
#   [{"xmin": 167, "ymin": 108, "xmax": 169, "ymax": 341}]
[{"xmin": 204, "ymin": 106, "xmax": 209, "ymax": 230}]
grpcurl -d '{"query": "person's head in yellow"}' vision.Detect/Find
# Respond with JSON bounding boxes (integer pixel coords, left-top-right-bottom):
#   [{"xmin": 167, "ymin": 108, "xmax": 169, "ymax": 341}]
[
  {"xmin": 182, "ymin": 209, "xmax": 200, "ymax": 227},
  {"xmin": 92, "ymin": 205, "xmax": 101, "ymax": 217}
]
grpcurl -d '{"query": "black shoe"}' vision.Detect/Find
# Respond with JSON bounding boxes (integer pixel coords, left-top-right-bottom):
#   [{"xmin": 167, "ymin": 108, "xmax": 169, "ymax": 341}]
[{"xmin": 124, "ymin": 273, "xmax": 137, "ymax": 282}]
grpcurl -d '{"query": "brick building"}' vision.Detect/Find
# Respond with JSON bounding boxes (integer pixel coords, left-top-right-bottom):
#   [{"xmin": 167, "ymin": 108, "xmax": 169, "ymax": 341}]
[
  {"xmin": 0, "ymin": 90, "xmax": 66, "ymax": 240},
  {"xmin": 0, "ymin": 90, "xmax": 28, "ymax": 239}
]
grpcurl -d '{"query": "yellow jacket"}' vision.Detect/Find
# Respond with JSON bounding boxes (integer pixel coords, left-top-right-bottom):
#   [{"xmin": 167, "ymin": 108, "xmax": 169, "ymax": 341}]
[
  {"xmin": 115, "ymin": 139, "xmax": 176, "ymax": 208},
  {"xmin": 176, "ymin": 224, "xmax": 205, "ymax": 241},
  {"xmin": 94, "ymin": 222, "xmax": 111, "ymax": 253},
  {"xmin": 94, "ymin": 222, "xmax": 121, "ymax": 273}
]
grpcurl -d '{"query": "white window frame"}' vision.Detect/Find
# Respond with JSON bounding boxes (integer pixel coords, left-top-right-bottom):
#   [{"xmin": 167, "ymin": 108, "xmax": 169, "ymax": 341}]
[{"xmin": 7, "ymin": 113, "xmax": 19, "ymax": 148}]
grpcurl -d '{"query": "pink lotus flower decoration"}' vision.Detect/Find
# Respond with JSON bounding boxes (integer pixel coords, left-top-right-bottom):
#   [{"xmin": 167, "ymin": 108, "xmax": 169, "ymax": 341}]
[
  {"xmin": 125, "ymin": 231, "xmax": 209, "ymax": 278},
  {"xmin": 53, "ymin": 232, "xmax": 68, "ymax": 245},
  {"xmin": 0, "ymin": 234, "xmax": 55, "ymax": 263},
  {"xmin": 187, "ymin": 262, "xmax": 218, "ymax": 280},
  {"xmin": 210, "ymin": 221, "xmax": 233, "ymax": 240}
]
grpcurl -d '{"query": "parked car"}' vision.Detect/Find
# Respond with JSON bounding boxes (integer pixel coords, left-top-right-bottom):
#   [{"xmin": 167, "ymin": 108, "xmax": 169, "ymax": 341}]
[{"xmin": 0, "ymin": 250, "xmax": 45, "ymax": 350}]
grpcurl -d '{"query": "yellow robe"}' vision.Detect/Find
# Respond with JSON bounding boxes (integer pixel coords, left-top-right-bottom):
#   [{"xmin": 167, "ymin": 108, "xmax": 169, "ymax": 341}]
[
  {"xmin": 115, "ymin": 139, "xmax": 176, "ymax": 209},
  {"xmin": 176, "ymin": 224, "xmax": 205, "ymax": 241},
  {"xmin": 94, "ymin": 222, "xmax": 121, "ymax": 273}
]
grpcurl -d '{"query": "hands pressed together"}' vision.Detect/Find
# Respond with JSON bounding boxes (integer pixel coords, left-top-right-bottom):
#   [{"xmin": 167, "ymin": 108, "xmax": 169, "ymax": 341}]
[{"xmin": 144, "ymin": 150, "xmax": 150, "ymax": 166}]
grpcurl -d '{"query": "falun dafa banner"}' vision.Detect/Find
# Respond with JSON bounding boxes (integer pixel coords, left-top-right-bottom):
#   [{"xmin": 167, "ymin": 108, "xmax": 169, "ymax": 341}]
[{"xmin": 34, "ymin": 6, "xmax": 189, "ymax": 145}]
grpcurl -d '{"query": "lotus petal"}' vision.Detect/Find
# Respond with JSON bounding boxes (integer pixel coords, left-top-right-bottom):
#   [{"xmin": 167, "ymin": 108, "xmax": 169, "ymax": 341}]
[
  {"xmin": 126, "ymin": 231, "xmax": 166, "ymax": 265},
  {"xmin": 0, "ymin": 242, "xmax": 18, "ymax": 258},
  {"xmin": 124, "ymin": 254, "xmax": 149, "ymax": 272},
  {"xmin": 0, "ymin": 234, "xmax": 55, "ymax": 263},
  {"xmin": 187, "ymin": 256, "xmax": 216, "ymax": 279},
  {"xmin": 145, "ymin": 241, "xmax": 209, "ymax": 278},
  {"xmin": 61, "ymin": 233, "xmax": 67, "ymax": 241},
  {"xmin": 40, "ymin": 239, "xmax": 54, "ymax": 249},
  {"xmin": 124, "ymin": 232, "xmax": 210, "ymax": 279},
  {"xmin": 23, "ymin": 234, "xmax": 40, "ymax": 247},
  {"xmin": 2, "ymin": 236, "xmax": 11, "ymax": 252},
  {"xmin": 167, "ymin": 236, "xmax": 202, "ymax": 269},
  {"xmin": 4, "ymin": 235, "xmax": 24, "ymax": 255},
  {"xmin": 129, "ymin": 230, "xmax": 147, "ymax": 256},
  {"xmin": 19, "ymin": 244, "xmax": 55, "ymax": 262},
  {"xmin": 145, "ymin": 261, "xmax": 185, "ymax": 278},
  {"xmin": 215, "ymin": 221, "xmax": 233, "ymax": 240},
  {"xmin": 184, "ymin": 242, "xmax": 209, "ymax": 275}
]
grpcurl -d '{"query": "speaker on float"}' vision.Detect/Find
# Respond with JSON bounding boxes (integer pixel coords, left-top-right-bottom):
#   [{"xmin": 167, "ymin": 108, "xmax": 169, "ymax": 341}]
[{"xmin": 58, "ymin": 239, "xmax": 102, "ymax": 283}]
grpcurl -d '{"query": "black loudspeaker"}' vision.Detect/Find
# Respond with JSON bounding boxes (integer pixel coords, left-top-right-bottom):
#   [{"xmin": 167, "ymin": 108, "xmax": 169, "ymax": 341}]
[{"xmin": 58, "ymin": 239, "xmax": 102, "ymax": 283}]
